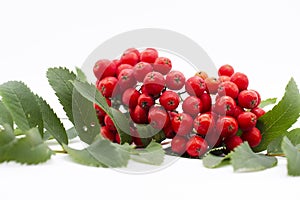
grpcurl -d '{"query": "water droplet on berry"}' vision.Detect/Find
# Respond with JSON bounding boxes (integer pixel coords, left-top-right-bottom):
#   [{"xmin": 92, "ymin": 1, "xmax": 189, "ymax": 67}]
[{"xmin": 82, "ymin": 126, "xmax": 88, "ymax": 132}]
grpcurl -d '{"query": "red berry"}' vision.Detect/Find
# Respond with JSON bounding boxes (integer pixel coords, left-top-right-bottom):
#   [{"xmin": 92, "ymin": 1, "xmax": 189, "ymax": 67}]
[
  {"xmin": 140, "ymin": 48, "xmax": 158, "ymax": 63},
  {"xmin": 182, "ymin": 96, "xmax": 203, "ymax": 117},
  {"xmin": 218, "ymin": 81, "xmax": 239, "ymax": 99},
  {"xmin": 195, "ymin": 71, "xmax": 208, "ymax": 80},
  {"xmin": 130, "ymin": 127, "xmax": 151, "ymax": 148},
  {"xmin": 238, "ymin": 90, "xmax": 259, "ymax": 109},
  {"xmin": 112, "ymin": 59, "xmax": 121, "ymax": 68},
  {"xmin": 216, "ymin": 116, "xmax": 239, "ymax": 138},
  {"xmin": 224, "ymin": 135, "xmax": 243, "ymax": 152},
  {"xmin": 115, "ymin": 133, "xmax": 121, "ymax": 144},
  {"xmin": 122, "ymin": 88, "xmax": 140, "ymax": 108},
  {"xmin": 130, "ymin": 105, "xmax": 148, "ymax": 124},
  {"xmin": 166, "ymin": 70, "xmax": 186, "ymax": 90},
  {"xmin": 241, "ymin": 127, "xmax": 262, "ymax": 147},
  {"xmin": 163, "ymin": 125, "xmax": 176, "ymax": 139},
  {"xmin": 104, "ymin": 114, "xmax": 116, "ymax": 131},
  {"xmin": 93, "ymin": 59, "xmax": 116, "ymax": 80},
  {"xmin": 100, "ymin": 126, "xmax": 115, "ymax": 142},
  {"xmin": 148, "ymin": 106, "xmax": 170, "ymax": 130},
  {"xmin": 205, "ymin": 77, "xmax": 220, "ymax": 94},
  {"xmin": 194, "ymin": 113, "xmax": 214, "ymax": 136},
  {"xmin": 133, "ymin": 62, "xmax": 153, "ymax": 82},
  {"xmin": 230, "ymin": 72, "xmax": 249, "ymax": 91},
  {"xmin": 120, "ymin": 51, "xmax": 139, "ymax": 66},
  {"xmin": 124, "ymin": 48, "xmax": 140, "ymax": 58},
  {"xmin": 97, "ymin": 76, "xmax": 118, "ymax": 98},
  {"xmin": 205, "ymin": 130, "xmax": 222, "ymax": 148},
  {"xmin": 251, "ymin": 107, "xmax": 265, "ymax": 118},
  {"xmin": 117, "ymin": 68, "xmax": 137, "ymax": 90},
  {"xmin": 140, "ymin": 85, "xmax": 148, "ymax": 95},
  {"xmin": 94, "ymin": 98, "xmax": 111, "ymax": 118},
  {"xmin": 237, "ymin": 112, "xmax": 257, "ymax": 131},
  {"xmin": 159, "ymin": 91, "xmax": 180, "ymax": 111},
  {"xmin": 171, "ymin": 113, "xmax": 194, "ymax": 136},
  {"xmin": 137, "ymin": 93, "xmax": 154, "ymax": 110},
  {"xmin": 218, "ymin": 64, "xmax": 234, "ymax": 77},
  {"xmin": 185, "ymin": 76, "xmax": 206, "ymax": 97},
  {"xmin": 153, "ymin": 57, "xmax": 172, "ymax": 75},
  {"xmin": 171, "ymin": 136, "xmax": 187, "ymax": 154},
  {"xmin": 200, "ymin": 92, "xmax": 212, "ymax": 113},
  {"xmin": 116, "ymin": 64, "xmax": 134, "ymax": 77},
  {"xmin": 233, "ymin": 105, "xmax": 245, "ymax": 118},
  {"xmin": 143, "ymin": 71, "xmax": 166, "ymax": 96},
  {"xmin": 214, "ymin": 96, "xmax": 237, "ymax": 116},
  {"xmin": 168, "ymin": 111, "xmax": 179, "ymax": 121},
  {"xmin": 218, "ymin": 75, "xmax": 231, "ymax": 82},
  {"xmin": 252, "ymin": 90, "xmax": 261, "ymax": 106},
  {"xmin": 186, "ymin": 135, "xmax": 208, "ymax": 157}
]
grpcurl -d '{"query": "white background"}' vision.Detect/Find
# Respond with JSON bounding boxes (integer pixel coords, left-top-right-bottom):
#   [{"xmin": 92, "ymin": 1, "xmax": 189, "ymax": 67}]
[{"xmin": 1, "ymin": 0, "xmax": 300, "ymax": 199}]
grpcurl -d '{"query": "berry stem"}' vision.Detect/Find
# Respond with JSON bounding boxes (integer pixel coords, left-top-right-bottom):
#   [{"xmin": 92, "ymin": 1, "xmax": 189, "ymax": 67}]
[
  {"xmin": 266, "ymin": 153, "xmax": 285, "ymax": 157},
  {"xmin": 177, "ymin": 91, "xmax": 187, "ymax": 95},
  {"xmin": 54, "ymin": 150, "xmax": 68, "ymax": 154},
  {"xmin": 161, "ymin": 141, "xmax": 172, "ymax": 146}
]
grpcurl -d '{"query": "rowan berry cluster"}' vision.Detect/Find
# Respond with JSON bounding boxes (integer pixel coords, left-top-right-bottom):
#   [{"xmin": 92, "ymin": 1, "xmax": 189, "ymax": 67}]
[{"xmin": 93, "ymin": 48, "xmax": 265, "ymax": 157}]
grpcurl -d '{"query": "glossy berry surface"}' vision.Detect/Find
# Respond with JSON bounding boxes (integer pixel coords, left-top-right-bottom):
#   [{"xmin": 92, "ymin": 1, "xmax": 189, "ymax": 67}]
[
  {"xmin": 241, "ymin": 127, "xmax": 262, "ymax": 147},
  {"xmin": 224, "ymin": 135, "xmax": 243, "ymax": 152},
  {"xmin": 133, "ymin": 62, "xmax": 153, "ymax": 82},
  {"xmin": 153, "ymin": 57, "xmax": 172, "ymax": 75},
  {"xmin": 148, "ymin": 106, "xmax": 170, "ymax": 130},
  {"xmin": 171, "ymin": 136, "xmax": 187, "ymax": 154},
  {"xmin": 140, "ymin": 48, "xmax": 158, "ymax": 63},
  {"xmin": 171, "ymin": 113, "xmax": 194, "ymax": 136},
  {"xmin": 230, "ymin": 72, "xmax": 249, "ymax": 91},
  {"xmin": 238, "ymin": 90, "xmax": 259, "ymax": 109},
  {"xmin": 194, "ymin": 113, "xmax": 214, "ymax": 135},
  {"xmin": 159, "ymin": 91, "xmax": 180, "ymax": 111},
  {"xmin": 186, "ymin": 135, "xmax": 208, "ymax": 157},
  {"xmin": 143, "ymin": 71, "xmax": 165, "ymax": 96},
  {"xmin": 93, "ymin": 59, "xmax": 116, "ymax": 80},
  {"xmin": 237, "ymin": 112, "xmax": 257, "ymax": 131},
  {"xmin": 216, "ymin": 116, "xmax": 239, "ymax": 138},
  {"xmin": 218, "ymin": 64, "xmax": 234, "ymax": 77},
  {"xmin": 185, "ymin": 76, "xmax": 206, "ymax": 97},
  {"xmin": 218, "ymin": 81, "xmax": 239, "ymax": 99},
  {"xmin": 182, "ymin": 96, "xmax": 202, "ymax": 117}
]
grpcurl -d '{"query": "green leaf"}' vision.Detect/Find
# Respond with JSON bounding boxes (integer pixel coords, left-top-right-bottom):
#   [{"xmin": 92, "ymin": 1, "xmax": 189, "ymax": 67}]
[
  {"xmin": 0, "ymin": 101, "xmax": 13, "ymax": 128},
  {"xmin": 75, "ymin": 67, "xmax": 87, "ymax": 82},
  {"xmin": 231, "ymin": 142, "xmax": 277, "ymax": 172},
  {"xmin": 254, "ymin": 78, "xmax": 300, "ymax": 152},
  {"xmin": 63, "ymin": 144, "xmax": 106, "ymax": 168},
  {"xmin": 66, "ymin": 126, "xmax": 78, "ymax": 140},
  {"xmin": 0, "ymin": 81, "xmax": 43, "ymax": 134},
  {"xmin": 73, "ymin": 81, "xmax": 109, "ymax": 112},
  {"xmin": 110, "ymin": 108, "xmax": 132, "ymax": 144},
  {"xmin": 72, "ymin": 89, "xmax": 100, "ymax": 144},
  {"xmin": 281, "ymin": 136, "xmax": 300, "ymax": 176},
  {"xmin": 64, "ymin": 136, "xmax": 129, "ymax": 167},
  {"xmin": 259, "ymin": 98, "xmax": 277, "ymax": 108},
  {"xmin": 203, "ymin": 153, "xmax": 231, "ymax": 168},
  {"xmin": 73, "ymin": 81, "xmax": 132, "ymax": 144},
  {"xmin": 267, "ymin": 128, "xmax": 300, "ymax": 155},
  {"xmin": 36, "ymin": 96, "xmax": 68, "ymax": 145},
  {"xmin": 0, "ymin": 124, "xmax": 16, "ymax": 163},
  {"xmin": 47, "ymin": 67, "xmax": 76, "ymax": 124},
  {"xmin": 130, "ymin": 141, "xmax": 164, "ymax": 165},
  {"xmin": 7, "ymin": 128, "xmax": 53, "ymax": 164}
]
